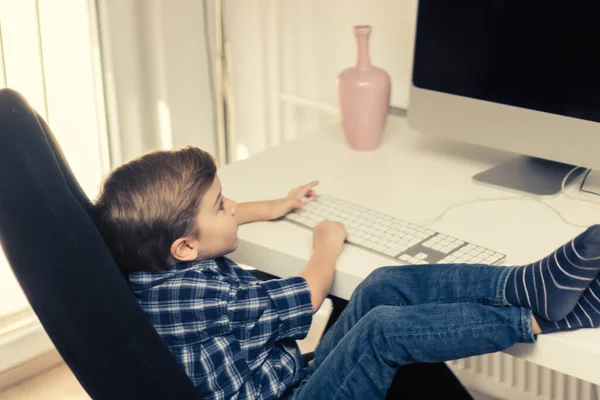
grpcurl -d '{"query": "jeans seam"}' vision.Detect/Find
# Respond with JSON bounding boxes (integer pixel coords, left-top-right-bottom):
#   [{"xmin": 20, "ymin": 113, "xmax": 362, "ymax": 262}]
[
  {"xmin": 412, "ymin": 298, "xmax": 503, "ymax": 308},
  {"xmin": 497, "ymin": 266, "xmax": 515, "ymax": 306},
  {"xmin": 367, "ymin": 323, "xmax": 524, "ymax": 337},
  {"xmin": 521, "ymin": 308, "xmax": 536, "ymax": 343}
]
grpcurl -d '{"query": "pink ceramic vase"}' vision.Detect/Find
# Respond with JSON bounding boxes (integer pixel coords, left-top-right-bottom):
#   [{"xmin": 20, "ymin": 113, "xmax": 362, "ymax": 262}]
[{"xmin": 337, "ymin": 25, "xmax": 391, "ymax": 150}]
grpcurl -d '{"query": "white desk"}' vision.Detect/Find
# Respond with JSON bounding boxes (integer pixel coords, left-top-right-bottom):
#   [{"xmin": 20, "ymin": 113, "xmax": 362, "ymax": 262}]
[{"xmin": 219, "ymin": 115, "xmax": 600, "ymax": 386}]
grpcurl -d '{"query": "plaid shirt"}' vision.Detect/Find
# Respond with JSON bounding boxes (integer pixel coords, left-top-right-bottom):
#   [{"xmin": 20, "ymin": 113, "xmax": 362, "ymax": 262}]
[{"xmin": 129, "ymin": 257, "xmax": 313, "ymax": 400}]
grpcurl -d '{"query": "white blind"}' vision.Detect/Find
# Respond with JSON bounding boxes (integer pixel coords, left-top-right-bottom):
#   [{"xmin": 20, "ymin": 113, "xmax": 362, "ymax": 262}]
[{"xmin": 0, "ymin": 0, "xmax": 107, "ymax": 316}]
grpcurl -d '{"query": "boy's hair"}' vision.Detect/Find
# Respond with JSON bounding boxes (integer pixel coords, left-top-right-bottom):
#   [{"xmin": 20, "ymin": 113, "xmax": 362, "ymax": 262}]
[{"xmin": 93, "ymin": 147, "xmax": 217, "ymax": 274}]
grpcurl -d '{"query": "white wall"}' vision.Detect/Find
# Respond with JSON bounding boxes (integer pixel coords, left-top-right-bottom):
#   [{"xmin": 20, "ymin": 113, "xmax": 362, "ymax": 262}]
[
  {"xmin": 225, "ymin": 0, "xmax": 418, "ymax": 160},
  {"xmin": 98, "ymin": 0, "xmax": 218, "ymax": 165},
  {"xmin": 278, "ymin": 0, "xmax": 417, "ymax": 109}
]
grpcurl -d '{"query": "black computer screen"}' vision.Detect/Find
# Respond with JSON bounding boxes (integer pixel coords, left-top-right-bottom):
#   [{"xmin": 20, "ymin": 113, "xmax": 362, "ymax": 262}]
[{"xmin": 412, "ymin": 1, "xmax": 600, "ymax": 123}]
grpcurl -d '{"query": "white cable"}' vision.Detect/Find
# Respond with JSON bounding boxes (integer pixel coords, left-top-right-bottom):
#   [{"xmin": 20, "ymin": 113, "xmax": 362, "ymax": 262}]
[
  {"xmin": 418, "ymin": 165, "xmax": 600, "ymax": 229},
  {"xmin": 417, "ymin": 166, "xmax": 600, "ymax": 229},
  {"xmin": 417, "ymin": 196, "xmax": 516, "ymax": 226},
  {"xmin": 418, "ymin": 195, "xmax": 591, "ymax": 228}
]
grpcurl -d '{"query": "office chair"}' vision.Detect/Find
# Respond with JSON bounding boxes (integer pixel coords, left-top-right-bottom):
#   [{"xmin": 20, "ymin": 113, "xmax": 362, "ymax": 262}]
[
  {"xmin": 0, "ymin": 88, "xmax": 471, "ymax": 399},
  {"xmin": 0, "ymin": 88, "xmax": 203, "ymax": 399}
]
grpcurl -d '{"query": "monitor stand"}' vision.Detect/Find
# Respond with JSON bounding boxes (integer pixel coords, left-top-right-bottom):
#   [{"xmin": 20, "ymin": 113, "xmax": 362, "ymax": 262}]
[{"xmin": 472, "ymin": 156, "xmax": 584, "ymax": 197}]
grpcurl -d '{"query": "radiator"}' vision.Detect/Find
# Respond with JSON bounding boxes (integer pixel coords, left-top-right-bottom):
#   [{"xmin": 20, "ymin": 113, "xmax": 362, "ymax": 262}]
[{"xmin": 448, "ymin": 354, "xmax": 600, "ymax": 400}]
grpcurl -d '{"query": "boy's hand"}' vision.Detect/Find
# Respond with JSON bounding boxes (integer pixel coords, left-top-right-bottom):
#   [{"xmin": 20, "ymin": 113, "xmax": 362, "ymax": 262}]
[
  {"xmin": 268, "ymin": 181, "xmax": 320, "ymax": 220},
  {"xmin": 313, "ymin": 220, "xmax": 347, "ymax": 257}
]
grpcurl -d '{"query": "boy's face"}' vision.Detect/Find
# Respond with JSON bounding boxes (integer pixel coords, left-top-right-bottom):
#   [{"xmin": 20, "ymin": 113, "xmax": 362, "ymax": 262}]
[{"xmin": 170, "ymin": 175, "xmax": 238, "ymax": 262}]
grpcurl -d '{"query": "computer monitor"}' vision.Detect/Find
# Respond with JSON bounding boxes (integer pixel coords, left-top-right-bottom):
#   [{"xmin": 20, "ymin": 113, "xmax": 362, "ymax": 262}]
[{"xmin": 407, "ymin": 1, "xmax": 600, "ymax": 196}]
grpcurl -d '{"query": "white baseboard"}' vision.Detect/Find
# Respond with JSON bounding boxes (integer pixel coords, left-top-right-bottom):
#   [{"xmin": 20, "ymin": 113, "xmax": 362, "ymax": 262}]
[
  {"xmin": 0, "ymin": 349, "xmax": 62, "ymax": 392},
  {"xmin": 0, "ymin": 321, "xmax": 55, "ymax": 374}
]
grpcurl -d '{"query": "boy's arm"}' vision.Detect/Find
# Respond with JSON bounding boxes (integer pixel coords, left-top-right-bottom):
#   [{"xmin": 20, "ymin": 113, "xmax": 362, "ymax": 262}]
[
  {"xmin": 236, "ymin": 200, "xmax": 278, "ymax": 225},
  {"xmin": 298, "ymin": 221, "xmax": 346, "ymax": 312},
  {"xmin": 298, "ymin": 246, "xmax": 339, "ymax": 313},
  {"xmin": 236, "ymin": 181, "xmax": 319, "ymax": 225}
]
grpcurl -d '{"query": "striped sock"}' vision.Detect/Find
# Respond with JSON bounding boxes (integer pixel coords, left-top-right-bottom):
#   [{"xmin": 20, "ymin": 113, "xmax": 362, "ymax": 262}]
[
  {"xmin": 535, "ymin": 278, "xmax": 600, "ymax": 333},
  {"xmin": 505, "ymin": 225, "xmax": 600, "ymax": 321}
]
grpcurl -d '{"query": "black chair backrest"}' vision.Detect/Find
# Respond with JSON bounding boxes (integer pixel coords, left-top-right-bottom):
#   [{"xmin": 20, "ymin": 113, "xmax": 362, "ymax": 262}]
[{"xmin": 0, "ymin": 89, "xmax": 202, "ymax": 399}]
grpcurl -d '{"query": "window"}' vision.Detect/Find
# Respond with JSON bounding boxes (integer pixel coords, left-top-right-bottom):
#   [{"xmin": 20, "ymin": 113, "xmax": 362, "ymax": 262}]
[{"xmin": 0, "ymin": 0, "xmax": 108, "ymax": 319}]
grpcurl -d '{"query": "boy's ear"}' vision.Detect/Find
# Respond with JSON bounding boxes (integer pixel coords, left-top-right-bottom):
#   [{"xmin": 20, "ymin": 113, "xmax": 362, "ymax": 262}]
[{"xmin": 170, "ymin": 237, "xmax": 199, "ymax": 262}]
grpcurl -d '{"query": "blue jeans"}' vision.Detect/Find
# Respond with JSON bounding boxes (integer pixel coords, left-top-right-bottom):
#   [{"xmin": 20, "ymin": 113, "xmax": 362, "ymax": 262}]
[{"xmin": 287, "ymin": 264, "xmax": 536, "ymax": 400}]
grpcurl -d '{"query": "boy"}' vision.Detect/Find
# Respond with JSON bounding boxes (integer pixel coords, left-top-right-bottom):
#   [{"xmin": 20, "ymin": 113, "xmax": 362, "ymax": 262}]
[{"xmin": 94, "ymin": 146, "xmax": 600, "ymax": 400}]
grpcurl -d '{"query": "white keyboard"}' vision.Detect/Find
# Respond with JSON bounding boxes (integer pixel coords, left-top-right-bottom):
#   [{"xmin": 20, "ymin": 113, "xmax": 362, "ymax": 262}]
[{"xmin": 284, "ymin": 194, "xmax": 506, "ymax": 265}]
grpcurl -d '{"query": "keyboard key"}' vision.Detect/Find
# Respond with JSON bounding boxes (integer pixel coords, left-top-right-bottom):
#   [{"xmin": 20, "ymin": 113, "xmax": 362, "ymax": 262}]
[
  {"xmin": 383, "ymin": 248, "xmax": 399, "ymax": 257},
  {"xmin": 388, "ymin": 242, "xmax": 405, "ymax": 251},
  {"xmin": 364, "ymin": 240, "xmax": 377, "ymax": 249},
  {"xmin": 408, "ymin": 238, "xmax": 422, "ymax": 246},
  {"xmin": 353, "ymin": 237, "xmax": 368, "ymax": 247},
  {"xmin": 488, "ymin": 254, "xmax": 502, "ymax": 262},
  {"xmin": 440, "ymin": 246, "xmax": 453, "ymax": 254}
]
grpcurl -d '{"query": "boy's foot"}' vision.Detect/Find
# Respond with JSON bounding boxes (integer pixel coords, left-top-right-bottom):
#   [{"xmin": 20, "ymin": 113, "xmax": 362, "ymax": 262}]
[
  {"xmin": 535, "ymin": 278, "xmax": 600, "ymax": 333},
  {"xmin": 505, "ymin": 225, "xmax": 600, "ymax": 321}
]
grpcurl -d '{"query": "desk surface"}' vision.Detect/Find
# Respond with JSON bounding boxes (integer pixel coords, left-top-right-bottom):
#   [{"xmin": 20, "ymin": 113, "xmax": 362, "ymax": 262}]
[{"xmin": 219, "ymin": 115, "xmax": 600, "ymax": 385}]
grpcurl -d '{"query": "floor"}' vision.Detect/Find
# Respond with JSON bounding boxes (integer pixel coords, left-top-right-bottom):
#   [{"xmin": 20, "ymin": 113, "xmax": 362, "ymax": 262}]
[{"xmin": 0, "ymin": 363, "xmax": 87, "ymax": 400}]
